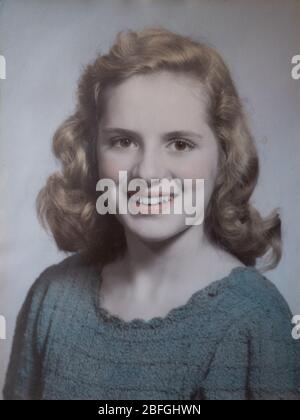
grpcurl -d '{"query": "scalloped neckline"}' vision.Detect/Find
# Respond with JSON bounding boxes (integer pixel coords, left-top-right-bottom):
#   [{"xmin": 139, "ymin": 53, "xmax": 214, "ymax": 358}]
[{"xmin": 93, "ymin": 265, "xmax": 257, "ymax": 330}]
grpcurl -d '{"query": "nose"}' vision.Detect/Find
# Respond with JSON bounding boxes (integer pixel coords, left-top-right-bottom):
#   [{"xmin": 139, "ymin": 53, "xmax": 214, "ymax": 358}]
[{"xmin": 131, "ymin": 145, "xmax": 169, "ymax": 184}]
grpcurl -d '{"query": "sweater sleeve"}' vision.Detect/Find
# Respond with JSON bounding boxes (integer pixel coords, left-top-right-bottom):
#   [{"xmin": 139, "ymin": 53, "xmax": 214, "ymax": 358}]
[
  {"xmin": 2, "ymin": 266, "xmax": 56, "ymax": 400},
  {"xmin": 245, "ymin": 299, "xmax": 300, "ymax": 400},
  {"xmin": 198, "ymin": 316, "xmax": 251, "ymax": 400},
  {"xmin": 199, "ymin": 299, "xmax": 300, "ymax": 400}
]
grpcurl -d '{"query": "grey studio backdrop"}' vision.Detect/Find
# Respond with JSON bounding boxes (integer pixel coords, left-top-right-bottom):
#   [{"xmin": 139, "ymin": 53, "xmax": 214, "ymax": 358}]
[{"xmin": 0, "ymin": 0, "xmax": 299, "ymax": 398}]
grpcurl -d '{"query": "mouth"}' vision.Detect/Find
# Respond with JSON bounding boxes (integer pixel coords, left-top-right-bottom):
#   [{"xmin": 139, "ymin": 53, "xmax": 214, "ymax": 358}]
[{"xmin": 127, "ymin": 191, "xmax": 176, "ymax": 208}]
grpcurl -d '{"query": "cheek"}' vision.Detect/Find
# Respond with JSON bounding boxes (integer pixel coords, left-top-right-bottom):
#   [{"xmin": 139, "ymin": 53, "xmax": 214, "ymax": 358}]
[
  {"xmin": 172, "ymin": 153, "xmax": 218, "ymax": 182},
  {"xmin": 172, "ymin": 150, "xmax": 219, "ymax": 208},
  {"xmin": 97, "ymin": 154, "xmax": 128, "ymax": 182}
]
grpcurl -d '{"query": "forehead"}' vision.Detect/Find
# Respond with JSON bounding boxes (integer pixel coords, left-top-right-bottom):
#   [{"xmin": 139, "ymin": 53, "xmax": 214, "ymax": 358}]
[{"xmin": 100, "ymin": 71, "xmax": 209, "ymax": 131}]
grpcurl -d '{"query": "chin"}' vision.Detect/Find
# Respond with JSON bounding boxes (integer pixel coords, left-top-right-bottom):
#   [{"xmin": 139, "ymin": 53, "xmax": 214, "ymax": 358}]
[{"xmin": 120, "ymin": 214, "xmax": 189, "ymax": 243}]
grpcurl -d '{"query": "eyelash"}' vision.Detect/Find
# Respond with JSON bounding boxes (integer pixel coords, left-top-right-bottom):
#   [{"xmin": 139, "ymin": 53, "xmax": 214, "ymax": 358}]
[{"xmin": 109, "ymin": 137, "xmax": 196, "ymax": 152}]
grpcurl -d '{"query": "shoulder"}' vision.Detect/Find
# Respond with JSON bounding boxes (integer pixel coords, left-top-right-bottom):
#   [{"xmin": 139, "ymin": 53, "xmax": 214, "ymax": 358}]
[
  {"xmin": 201, "ymin": 266, "xmax": 300, "ymax": 400},
  {"xmin": 27, "ymin": 253, "xmax": 101, "ymax": 313},
  {"xmin": 34, "ymin": 252, "xmax": 99, "ymax": 287},
  {"xmin": 206, "ymin": 265, "xmax": 294, "ymax": 336},
  {"xmin": 17, "ymin": 253, "xmax": 102, "ymax": 349},
  {"xmin": 206, "ymin": 265, "xmax": 298, "ymax": 353},
  {"xmin": 227, "ymin": 266, "xmax": 293, "ymax": 318},
  {"xmin": 218, "ymin": 266, "xmax": 295, "ymax": 340}
]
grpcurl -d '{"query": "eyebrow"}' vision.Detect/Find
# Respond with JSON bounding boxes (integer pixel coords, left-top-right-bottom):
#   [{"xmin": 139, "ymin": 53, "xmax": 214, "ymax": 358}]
[{"xmin": 100, "ymin": 127, "xmax": 203, "ymax": 140}]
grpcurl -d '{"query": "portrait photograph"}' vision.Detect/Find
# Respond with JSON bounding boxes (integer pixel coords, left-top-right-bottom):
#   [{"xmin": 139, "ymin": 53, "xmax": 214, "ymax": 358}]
[{"xmin": 0, "ymin": 0, "xmax": 300, "ymax": 401}]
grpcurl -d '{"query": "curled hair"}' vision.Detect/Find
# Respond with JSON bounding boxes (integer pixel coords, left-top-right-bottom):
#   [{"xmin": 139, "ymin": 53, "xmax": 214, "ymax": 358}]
[{"xmin": 36, "ymin": 26, "xmax": 281, "ymax": 271}]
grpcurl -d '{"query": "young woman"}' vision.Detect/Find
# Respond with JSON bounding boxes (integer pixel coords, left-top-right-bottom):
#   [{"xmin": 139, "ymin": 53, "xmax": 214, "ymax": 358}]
[{"xmin": 3, "ymin": 27, "xmax": 300, "ymax": 400}]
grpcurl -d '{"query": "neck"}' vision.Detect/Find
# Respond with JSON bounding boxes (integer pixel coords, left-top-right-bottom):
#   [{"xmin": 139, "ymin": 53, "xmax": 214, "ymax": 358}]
[{"xmin": 119, "ymin": 225, "xmax": 224, "ymax": 299}]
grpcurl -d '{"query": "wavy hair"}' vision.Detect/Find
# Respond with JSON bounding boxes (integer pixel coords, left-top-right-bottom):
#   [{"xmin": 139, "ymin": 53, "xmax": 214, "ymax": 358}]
[{"xmin": 36, "ymin": 26, "xmax": 282, "ymax": 271}]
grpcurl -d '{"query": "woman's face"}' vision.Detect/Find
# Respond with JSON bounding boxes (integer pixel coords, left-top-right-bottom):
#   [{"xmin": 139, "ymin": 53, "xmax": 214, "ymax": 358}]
[{"xmin": 97, "ymin": 71, "xmax": 219, "ymax": 242}]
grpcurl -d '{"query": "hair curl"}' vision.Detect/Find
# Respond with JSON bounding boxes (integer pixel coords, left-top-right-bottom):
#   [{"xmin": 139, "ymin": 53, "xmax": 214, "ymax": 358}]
[{"xmin": 36, "ymin": 26, "xmax": 282, "ymax": 271}]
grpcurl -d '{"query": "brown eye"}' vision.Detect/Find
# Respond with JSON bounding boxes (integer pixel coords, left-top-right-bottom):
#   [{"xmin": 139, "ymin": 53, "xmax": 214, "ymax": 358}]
[
  {"xmin": 175, "ymin": 140, "xmax": 188, "ymax": 151},
  {"xmin": 111, "ymin": 137, "xmax": 136, "ymax": 149},
  {"xmin": 168, "ymin": 138, "xmax": 195, "ymax": 152},
  {"xmin": 119, "ymin": 138, "xmax": 131, "ymax": 148}
]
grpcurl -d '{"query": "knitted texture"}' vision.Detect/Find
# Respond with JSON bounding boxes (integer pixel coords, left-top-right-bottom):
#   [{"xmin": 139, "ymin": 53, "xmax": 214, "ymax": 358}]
[{"xmin": 3, "ymin": 254, "xmax": 300, "ymax": 400}]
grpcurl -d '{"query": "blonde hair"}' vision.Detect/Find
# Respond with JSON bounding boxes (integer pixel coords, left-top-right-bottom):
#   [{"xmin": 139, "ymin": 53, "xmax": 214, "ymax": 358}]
[{"xmin": 36, "ymin": 26, "xmax": 281, "ymax": 271}]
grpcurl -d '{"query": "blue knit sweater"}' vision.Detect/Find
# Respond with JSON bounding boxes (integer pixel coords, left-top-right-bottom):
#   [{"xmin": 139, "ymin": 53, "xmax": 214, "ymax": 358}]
[{"xmin": 3, "ymin": 253, "xmax": 300, "ymax": 400}]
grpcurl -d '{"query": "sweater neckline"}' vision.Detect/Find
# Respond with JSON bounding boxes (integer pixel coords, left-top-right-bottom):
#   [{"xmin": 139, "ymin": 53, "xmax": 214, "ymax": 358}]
[{"xmin": 91, "ymin": 265, "xmax": 258, "ymax": 330}]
